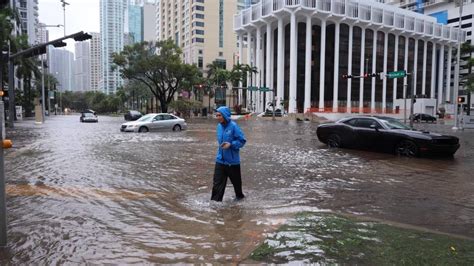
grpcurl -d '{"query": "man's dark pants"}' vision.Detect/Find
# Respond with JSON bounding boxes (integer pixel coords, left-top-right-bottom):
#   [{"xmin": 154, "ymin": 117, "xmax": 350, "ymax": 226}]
[{"xmin": 211, "ymin": 162, "xmax": 245, "ymax": 202}]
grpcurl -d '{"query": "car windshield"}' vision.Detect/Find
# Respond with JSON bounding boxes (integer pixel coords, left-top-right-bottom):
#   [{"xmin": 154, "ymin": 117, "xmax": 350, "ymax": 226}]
[
  {"xmin": 379, "ymin": 118, "xmax": 410, "ymax": 130},
  {"xmin": 136, "ymin": 114, "xmax": 154, "ymax": 122},
  {"xmin": 83, "ymin": 113, "xmax": 94, "ymax": 117}
]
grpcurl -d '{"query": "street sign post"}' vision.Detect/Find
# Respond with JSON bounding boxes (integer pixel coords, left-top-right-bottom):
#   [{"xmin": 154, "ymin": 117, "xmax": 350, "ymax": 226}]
[{"xmin": 387, "ymin": 70, "xmax": 406, "ymax": 79}]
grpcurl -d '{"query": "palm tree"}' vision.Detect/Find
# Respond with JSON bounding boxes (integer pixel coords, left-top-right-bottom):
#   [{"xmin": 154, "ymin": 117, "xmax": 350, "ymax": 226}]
[{"xmin": 14, "ymin": 35, "xmax": 41, "ymax": 117}]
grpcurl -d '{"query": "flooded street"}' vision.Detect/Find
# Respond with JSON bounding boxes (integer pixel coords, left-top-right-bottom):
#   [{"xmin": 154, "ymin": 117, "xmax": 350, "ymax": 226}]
[{"xmin": 1, "ymin": 115, "xmax": 474, "ymax": 263}]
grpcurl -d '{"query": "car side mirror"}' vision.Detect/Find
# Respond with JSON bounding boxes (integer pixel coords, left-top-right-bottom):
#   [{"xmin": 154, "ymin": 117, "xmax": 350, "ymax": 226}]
[{"xmin": 370, "ymin": 124, "xmax": 379, "ymax": 131}]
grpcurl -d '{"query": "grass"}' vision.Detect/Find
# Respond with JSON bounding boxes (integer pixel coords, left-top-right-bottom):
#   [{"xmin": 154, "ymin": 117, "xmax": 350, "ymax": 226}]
[{"xmin": 249, "ymin": 212, "xmax": 474, "ymax": 264}]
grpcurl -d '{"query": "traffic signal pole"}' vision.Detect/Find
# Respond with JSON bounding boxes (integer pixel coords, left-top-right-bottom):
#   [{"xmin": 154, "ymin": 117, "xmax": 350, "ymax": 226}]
[{"xmin": 0, "ymin": 100, "xmax": 7, "ymax": 246}]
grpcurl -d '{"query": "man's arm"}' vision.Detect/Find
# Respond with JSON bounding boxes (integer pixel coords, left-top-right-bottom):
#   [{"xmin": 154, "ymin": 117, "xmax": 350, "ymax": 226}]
[{"xmin": 231, "ymin": 124, "xmax": 246, "ymax": 149}]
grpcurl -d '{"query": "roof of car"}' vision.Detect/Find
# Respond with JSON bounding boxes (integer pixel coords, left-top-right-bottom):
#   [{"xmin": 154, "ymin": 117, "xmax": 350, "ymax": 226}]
[{"xmin": 339, "ymin": 115, "xmax": 397, "ymax": 121}]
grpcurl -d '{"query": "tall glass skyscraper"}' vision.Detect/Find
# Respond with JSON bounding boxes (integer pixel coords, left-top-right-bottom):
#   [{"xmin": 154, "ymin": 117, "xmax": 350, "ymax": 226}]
[
  {"xmin": 100, "ymin": 0, "xmax": 127, "ymax": 94},
  {"xmin": 128, "ymin": 4, "xmax": 143, "ymax": 43}
]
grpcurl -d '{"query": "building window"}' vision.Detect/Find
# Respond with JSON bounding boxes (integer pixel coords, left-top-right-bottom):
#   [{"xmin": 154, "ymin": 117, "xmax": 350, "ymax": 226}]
[
  {"xmin": 194, "ymin": 13, "xmax": 204, "ymax": 19},
  {"xmin": 193, "ymin": 29, "xmax": 204, "ymax": 35},
  {"xmin": 193, "ymin": 21, "xmax": 205, "ymax": 27},
  {"xmin": 192, "ymin": 5, "xmax": 204, "ymax": 11},
  {"xmin": 219, "ymin": 52, "xmax": 223, "ymax": 57},
  {"xmin": 193, "ymin": 38, "xmax": 204, "ymax": 43},
  {"xmin": 199, "ymin": 49, "xmax": 203, "ymax": 54},
  {"xmin": 198, "ymin": 57, "xmax": 203, "ymax": 68}
]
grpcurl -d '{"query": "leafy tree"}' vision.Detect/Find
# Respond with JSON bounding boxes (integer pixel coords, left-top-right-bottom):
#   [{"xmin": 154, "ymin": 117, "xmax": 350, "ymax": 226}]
[{"xmin": 112, "ymin": 40, "xmax": 202, "ymax": 113}]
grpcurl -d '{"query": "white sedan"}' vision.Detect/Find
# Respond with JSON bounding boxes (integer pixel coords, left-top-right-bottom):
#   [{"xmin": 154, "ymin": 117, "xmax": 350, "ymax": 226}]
[{"xmin": 120, "ymin": 113, "xmax": 187, "ymax": 133}]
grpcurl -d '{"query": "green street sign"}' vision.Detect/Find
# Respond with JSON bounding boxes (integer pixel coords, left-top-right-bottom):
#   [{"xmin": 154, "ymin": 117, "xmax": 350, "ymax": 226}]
[
  {"xmin": 247, "ymin": 86, "xmax": 258, "ymax": 91},
  {"xmin": 259, "ymin": 87, "xmax": 272, "ymax": 92},
  {"xmin": 387, "ymin": 70, "xmax": 406, "ymax": 79}
]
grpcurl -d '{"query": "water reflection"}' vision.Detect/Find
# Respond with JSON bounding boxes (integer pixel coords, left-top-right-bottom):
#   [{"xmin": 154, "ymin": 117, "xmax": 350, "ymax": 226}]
[{"xmin": 1, "ymin": 115, "xmax": 474, "ymax": 263}]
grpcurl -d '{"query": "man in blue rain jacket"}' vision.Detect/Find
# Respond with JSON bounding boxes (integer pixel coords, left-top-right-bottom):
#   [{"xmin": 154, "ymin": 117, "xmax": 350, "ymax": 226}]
[{"xmin": 211, "ymin": 106, "xmax": 247, "ymax": 202}]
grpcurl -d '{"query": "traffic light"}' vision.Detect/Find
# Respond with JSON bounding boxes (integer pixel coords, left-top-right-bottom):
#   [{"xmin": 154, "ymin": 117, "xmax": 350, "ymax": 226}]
[
  {"xmin": 52, "ymin": 41, "xmax": 67, "ymax": 48},
  {"xmin": 342, "ymin": 74, "xmax": 352, "ymax": 79},
  {"xmin": 363, "ymin": 73, "xmax": 369, "ymax": 78},
  {"xmin": 73, "ymin": 32, "xmax": 92, "ymax": 42},
  {"xmin": 458, "ymin": 96, "xmax": 466, "ymax": 103}
]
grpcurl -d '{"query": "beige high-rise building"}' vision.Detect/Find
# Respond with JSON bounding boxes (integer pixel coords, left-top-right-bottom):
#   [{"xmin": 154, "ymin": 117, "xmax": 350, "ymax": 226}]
[
  {"xmin": 90, "ymin": 32, "xmax": 102, "ymax": 92},
  {"xmin": 156, "ymin": 0, "xmax": 241, "ymax": 72}
]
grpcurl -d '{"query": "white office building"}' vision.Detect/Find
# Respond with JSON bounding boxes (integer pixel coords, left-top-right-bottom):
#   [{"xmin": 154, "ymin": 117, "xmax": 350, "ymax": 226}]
[
  {"xmin": 74, "ymin": 42, "xmax": 91, "ymax": 92},
  {"xmin": 234, "ymin": 0, "xmax": 467, "ymax": 115},
  {"xmin": 100, "ymin": 0, "xmax": 128, "ymax": 95}
]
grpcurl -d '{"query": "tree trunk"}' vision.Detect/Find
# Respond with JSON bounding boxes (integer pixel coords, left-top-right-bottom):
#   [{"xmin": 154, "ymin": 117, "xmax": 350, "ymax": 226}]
[
  {"xmin": 159, "ymin": 97, "xmax": 168, "ymax": 113},
  {"xmin": 24, "ymin": 79, "xmax": 33, "ymax": 117}
]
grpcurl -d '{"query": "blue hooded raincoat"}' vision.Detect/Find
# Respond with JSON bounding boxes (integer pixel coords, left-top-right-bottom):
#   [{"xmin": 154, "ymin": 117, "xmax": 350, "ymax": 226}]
[{"xmin": 215, "ymin": 106, "xmax": 246, "ymax": 165}]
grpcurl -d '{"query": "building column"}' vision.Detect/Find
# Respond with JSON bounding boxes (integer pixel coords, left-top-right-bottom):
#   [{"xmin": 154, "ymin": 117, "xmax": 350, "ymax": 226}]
[
  {"xmin": 238, "ymin": 32, "xmax": 243, "ymax": 105},
  {"xmin": 359, "ymin": 27, "xmax": 365, "ymax": 113},
  {"xmin": 266, "ymin": 22, "xmax": 273, "ymax": 110},
  {"xmin": 393, "ymin": 34, "xmax": 399, "ymax": 112},
  {"xmin": 413, "ymin": 39, "xmax": 418, "ymax": 99},
  {"xmin": 371, "ymin": 30, "xmax": 377, "ymax": 113},
  {"xmin": 247, "ymin": 30, "xmax": 252, "ymax": 109},
  {"xmin": 319, "ymin": 19, "xmax": 327, "ymax": 112},
  {"xmin": 347, "ymin": 25, "xmax": 353, "ymax": 113},
  {"xmin": 289, "ymin": 12, "xmax": 298, "ymax": 114},
  {"xmin": 277, "ymin": 17, "xmax": 285, "ymax": 108},
  {"xmin": 403, "ymin": 37, "xmax": 409, "ymax": 99},
  {"xmin": 422, "ymin": 40, "xmax": 427, "ymax": 96},
  {"xmin": 304, "ymin": 15, "xmax": 312, "ymax": 113},
  {"xmin": 446, "ymin": 45, "xmax": 452, "ymax": 102},
  {"xmin": 438, "ymin": 44, "xmax": 444, "ymax": 105},
  {"xmin": 431, "ymin": 42, "xmax": 436, "ymax": 98},
  {"xmin": 382, "ymin": 31, "xmax": 388, "ymax": 113},
  {"xmin": 256, "ymin": 26, "xmax": 262, "ymax": 113},
  {"xmin": 332, "ymin": 22, "xmax": 340, "ymax": 113}
]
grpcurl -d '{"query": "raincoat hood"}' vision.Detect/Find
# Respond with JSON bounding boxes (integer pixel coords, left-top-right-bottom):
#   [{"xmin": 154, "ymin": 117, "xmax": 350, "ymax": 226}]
[{"xmin": 215, "ymin": 106, "xmax": 231, "ymax": 123}]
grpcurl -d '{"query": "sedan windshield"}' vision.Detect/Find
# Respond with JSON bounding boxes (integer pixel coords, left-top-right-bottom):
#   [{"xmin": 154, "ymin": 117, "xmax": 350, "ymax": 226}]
[
  {"xmin": 380, "ymin": 118, "xmax": 410, "ymax": 130},
  {"xmin": 137, "ymin": 114, "xmax": 154, "ymax": 122}
]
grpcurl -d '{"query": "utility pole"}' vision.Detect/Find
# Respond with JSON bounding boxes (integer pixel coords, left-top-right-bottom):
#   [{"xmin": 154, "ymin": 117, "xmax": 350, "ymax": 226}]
[{"xmin": 453, "ymin": 0, "xmax": 463, "ymax": 130}]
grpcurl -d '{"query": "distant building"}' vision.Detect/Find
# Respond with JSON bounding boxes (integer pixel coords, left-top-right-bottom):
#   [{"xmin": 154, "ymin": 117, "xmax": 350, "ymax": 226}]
[
  {"xmin": 128, "ymin": 4, "xmax": 144, "ymax": 43},
  {"xmin": 37, "ymin": 22, "xmax": 49, "ymax": 44},
  {"xmin": 100, "ymin": 0, "xmax": 128, "ymax": 95},
  {"xmin": 74, "ymin": 42, "xmax": 91, "ymax": 92},
  {"xmin": 390, "ymin": 0, "xmax": 474, "ymax": 110},
  {"xmin": 15, "ymin": 0, "xmax": 39, "ymax": 44},
  {"xmin": 156, "ymin": 0, "xmax": 240, "ymax": 71},
  {"xmin": 143, "ymin": 2, "xmax": 156, "ymax": 42},
  {"xmin": 49, "ymin": 48, "xmax": 74, "ymax": 92},
  {"xmin": 90, "ymin": 33, "xmax": 102, "ymax": 92}
]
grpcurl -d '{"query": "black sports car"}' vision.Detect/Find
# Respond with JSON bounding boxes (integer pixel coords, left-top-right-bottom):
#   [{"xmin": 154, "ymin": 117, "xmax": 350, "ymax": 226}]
[{"xmin": 316, "ymin": 116, "xmax": 460, "ymax": 157}]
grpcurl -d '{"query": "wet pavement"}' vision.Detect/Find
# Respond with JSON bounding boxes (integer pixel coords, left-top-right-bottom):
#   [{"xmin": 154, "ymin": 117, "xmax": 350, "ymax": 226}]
[{"xmin": 1, "ymin": 115, "xmax": 474, "ymax": 264}]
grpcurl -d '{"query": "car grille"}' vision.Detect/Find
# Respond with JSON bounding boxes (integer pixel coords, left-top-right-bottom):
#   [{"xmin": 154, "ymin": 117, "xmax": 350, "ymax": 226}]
[{"xmin": 432, "ymin": 138, "xmax": 458, "ymax": 145}]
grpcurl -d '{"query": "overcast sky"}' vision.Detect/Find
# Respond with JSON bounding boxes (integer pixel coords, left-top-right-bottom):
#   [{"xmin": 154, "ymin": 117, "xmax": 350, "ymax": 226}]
[{"xmin": 38, "ymin": 0, "xmax": 100, "ymax": 53}]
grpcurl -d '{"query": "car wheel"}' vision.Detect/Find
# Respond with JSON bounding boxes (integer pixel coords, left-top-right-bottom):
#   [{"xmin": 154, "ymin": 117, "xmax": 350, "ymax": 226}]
[
  {"xmin": 138, "ymin": 126, "xmax": 149, "ymax": 133},
  {"xmin": 327, "ymin": 134, "xmax": 341, "ymax": 148},
  {"xmin": 396, "ymin": 140, "xmax": 418, "ymax": 157},
  {"xmin": 172, "ymin": 124, "xmax": 181, "ymax": 132}
]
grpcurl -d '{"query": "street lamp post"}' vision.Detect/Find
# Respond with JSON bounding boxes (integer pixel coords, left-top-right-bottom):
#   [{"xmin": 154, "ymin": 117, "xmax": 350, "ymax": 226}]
[
  {"xmin": 60, "ymin": 0, "xmax": 69, "ymax": 36},
  {"xmin": 453, "ymin": 0, "xmax": 464, "ymax": 130}
]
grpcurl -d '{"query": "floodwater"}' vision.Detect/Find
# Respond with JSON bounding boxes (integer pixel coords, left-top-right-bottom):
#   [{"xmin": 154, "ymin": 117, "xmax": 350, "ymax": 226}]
[{"xmin": 1, "ymin": 115, "xmax": 473, "ymax": 264}]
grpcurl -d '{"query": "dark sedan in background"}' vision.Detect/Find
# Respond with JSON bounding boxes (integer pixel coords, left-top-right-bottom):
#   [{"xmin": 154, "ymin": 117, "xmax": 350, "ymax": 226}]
[
  {"xmin": 410, "ymin": 113, "xmax": 437, "ymax": 123},
  {"xmin": 124, "ymin": 110, "xmax": 143, "ymax": 121},
  {"xmin": 316, "ymin": 116, "xmax": 459, "ymax": 157}
]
